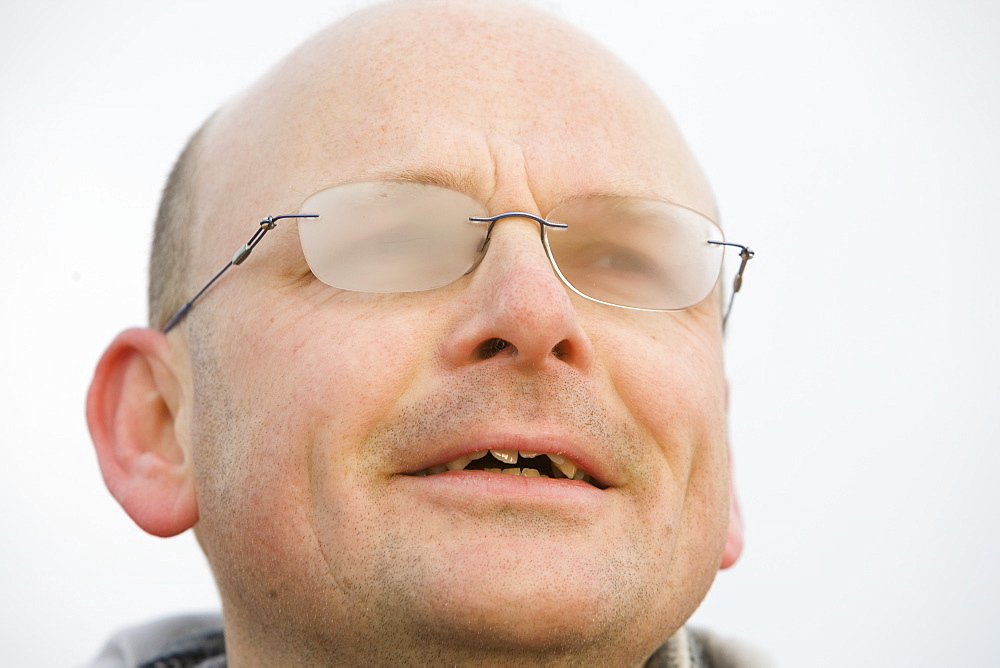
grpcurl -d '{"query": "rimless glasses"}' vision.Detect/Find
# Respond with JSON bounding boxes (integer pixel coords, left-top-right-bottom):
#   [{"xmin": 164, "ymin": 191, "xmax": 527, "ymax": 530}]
[{"xmin": 161, "ymin": 180, "xmax": 754, "ymax": 334}]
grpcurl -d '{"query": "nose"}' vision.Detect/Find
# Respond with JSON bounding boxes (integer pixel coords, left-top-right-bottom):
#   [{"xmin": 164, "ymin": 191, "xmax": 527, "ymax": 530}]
[{"xmin": 439, "ymin": 213, "xmax": 595, "ymax": 372}]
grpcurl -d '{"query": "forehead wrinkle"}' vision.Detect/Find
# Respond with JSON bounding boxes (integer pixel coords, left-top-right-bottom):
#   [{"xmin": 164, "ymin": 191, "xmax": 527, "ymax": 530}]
[
  {"xmin": 314, "ymin": 137, "xmax": 672, "ymax": 217},
  {"xmin": 299, "ymin": 168, "xmax": 704, "ymax": 222}
]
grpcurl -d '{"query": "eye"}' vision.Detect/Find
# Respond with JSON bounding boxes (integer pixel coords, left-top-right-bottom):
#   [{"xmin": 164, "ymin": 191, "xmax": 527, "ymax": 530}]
[
  {"xmin": 588, "ymin": 245, "xmax": 658, "ymax": 275},
  {"xmin": 551, "ymin": 239, "xmax": 677, "ymax": 308},
  {"xmin": 567, "ymin": 243, "xmax": 664, "ymax": 282}
]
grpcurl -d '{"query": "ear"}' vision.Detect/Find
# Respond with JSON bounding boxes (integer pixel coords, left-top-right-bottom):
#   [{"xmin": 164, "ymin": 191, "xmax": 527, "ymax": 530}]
[
  {"xmin": 719, "ymin": 449, "xmax": 744, "ymax": 569},
  {"xmin": 719, "ymin": 380, "xmax": 743, "ymax": 569},
  {"xmin": 86, "ymin": 328, "xmax": 198, "ymax": 537}
]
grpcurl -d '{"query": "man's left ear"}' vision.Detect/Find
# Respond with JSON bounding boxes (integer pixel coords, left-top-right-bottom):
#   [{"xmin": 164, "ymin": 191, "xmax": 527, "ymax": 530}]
[
  {"xmin": 86, "ymin": 328, "xmax": 198, "ymax": 537},
  {"xmin": 720, "ymin": 380, "xmax": 743, "ymax": 569},
  {"xmin": 720, "ymin": 449, "xmax": 744, "ymax": 569}
]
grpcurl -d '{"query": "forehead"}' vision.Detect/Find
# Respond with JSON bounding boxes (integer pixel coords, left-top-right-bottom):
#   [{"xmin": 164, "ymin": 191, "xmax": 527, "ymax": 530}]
[{"xmin": 196, "ymin": 2, "xmax": 714, "ymax": 252}]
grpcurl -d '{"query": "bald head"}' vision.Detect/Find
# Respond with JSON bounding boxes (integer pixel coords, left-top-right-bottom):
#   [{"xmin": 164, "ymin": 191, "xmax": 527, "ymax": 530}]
[{"xmin": 209, "ymin": 0, "xmax": 711, "ymax": 206}]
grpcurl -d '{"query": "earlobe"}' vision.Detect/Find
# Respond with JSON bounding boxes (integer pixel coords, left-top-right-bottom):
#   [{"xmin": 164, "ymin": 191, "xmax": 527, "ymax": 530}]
[
  {"xmin": 86, "ymin": 328, "xmax": 198, "ymax": 537},
  {"xmin": 720, "ymin": 450, "xmax": 744, "ymax": 569},
  {"xmin": 719, "ymin": 380, "xmax": 743, "ymax": 569}
]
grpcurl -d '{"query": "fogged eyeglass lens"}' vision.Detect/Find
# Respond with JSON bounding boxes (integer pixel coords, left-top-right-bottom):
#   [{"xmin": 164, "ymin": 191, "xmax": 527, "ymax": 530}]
[
  {"xmin": 546, "ymin": 197, "xmax": 724, "ymax": 310},
  {"xmin": 299, "ymin": 181, "xmax": 489, "ymax": 292},
  {"xmin": 298, "ymin": 183, "xmax": 723, "ymax": 310}
]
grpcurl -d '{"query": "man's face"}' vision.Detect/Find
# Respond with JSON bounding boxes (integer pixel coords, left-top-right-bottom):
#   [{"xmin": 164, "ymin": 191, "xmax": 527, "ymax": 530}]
[{"xmin": 183, "ymin": 2, "xmax": 732, "ymax": 662}]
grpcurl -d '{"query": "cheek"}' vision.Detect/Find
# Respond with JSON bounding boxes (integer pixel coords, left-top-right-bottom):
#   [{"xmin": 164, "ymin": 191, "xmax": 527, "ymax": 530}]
[
  {"xmin": 589, "ymin": 312, "xmax": 729, "ymax": 568},
  {"xmin": 226, "ymin": 294, "xmax": 435, "ymax": 443},
  {"xmin": 188, "ymin": 298, "xmax": 438, "ymax": 620},
  {"xmin": 594, "ymin": 312, "xmax": 727, "ymax": 448},
  {"xmin": 190, "ymin": 297, "xmax": 430, "ymax": 514}
]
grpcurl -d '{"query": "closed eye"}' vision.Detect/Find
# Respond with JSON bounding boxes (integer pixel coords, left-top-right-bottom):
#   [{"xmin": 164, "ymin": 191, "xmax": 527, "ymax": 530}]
[{"xmin": 561, "ymin": 243, "xmax": 666, "ymax": 283}]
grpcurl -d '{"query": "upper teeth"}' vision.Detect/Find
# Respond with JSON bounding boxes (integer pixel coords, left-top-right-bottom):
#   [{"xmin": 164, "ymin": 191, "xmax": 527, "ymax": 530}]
[
  {"xmin": 546, "ymin": 453, "xmax": 578, "ymax": 480},
  {"xmin": 492, "ymin": 449, "xmax": 518, "ymax": 464},
  {"xmin": 414, "ymin": 449, "xmax": 592, "ymax": 483}
]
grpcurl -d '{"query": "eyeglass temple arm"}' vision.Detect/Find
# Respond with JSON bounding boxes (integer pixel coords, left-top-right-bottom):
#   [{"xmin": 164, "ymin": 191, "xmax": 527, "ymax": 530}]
[
  {"xmin": 707, "ymin": 241, "xmax": 755, "ymax": 331},
  {"xmin": 160, "ymin": 213, "xmax": 319, "ymax": 334}
]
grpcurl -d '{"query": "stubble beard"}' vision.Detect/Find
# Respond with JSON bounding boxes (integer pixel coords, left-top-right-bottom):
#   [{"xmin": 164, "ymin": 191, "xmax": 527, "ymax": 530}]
[{"xmin": 183, "ymin": 321, "xmax": 711, "ymax": 665}]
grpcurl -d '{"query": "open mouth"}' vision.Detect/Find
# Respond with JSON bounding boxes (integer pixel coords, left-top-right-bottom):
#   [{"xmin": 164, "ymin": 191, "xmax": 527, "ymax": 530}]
[{"xmin": 408, "ymin": 450, "xmax": 606, "ymax": 489}]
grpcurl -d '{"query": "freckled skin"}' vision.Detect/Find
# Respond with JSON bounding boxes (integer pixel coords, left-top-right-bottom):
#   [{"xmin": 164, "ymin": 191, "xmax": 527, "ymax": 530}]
[{"xmin": 176, "ymin": 1, "xmax": 734, "ymax": 665}]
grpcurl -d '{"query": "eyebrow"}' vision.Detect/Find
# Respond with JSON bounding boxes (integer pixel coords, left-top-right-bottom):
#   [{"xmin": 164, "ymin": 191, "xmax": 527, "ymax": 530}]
[{"xmin": 387, "ymin": 167, "xmax": 483, "ymax": 196}]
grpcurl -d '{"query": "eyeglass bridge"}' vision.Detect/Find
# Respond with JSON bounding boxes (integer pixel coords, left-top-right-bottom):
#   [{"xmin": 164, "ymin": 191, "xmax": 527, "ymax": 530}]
[{"xmin": 468, "ymin": 211, "xmax": 568, "ymax": 252}]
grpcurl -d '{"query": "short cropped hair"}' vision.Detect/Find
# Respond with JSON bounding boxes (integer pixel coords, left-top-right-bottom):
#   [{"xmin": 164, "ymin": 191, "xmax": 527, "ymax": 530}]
[{"xmin": 147, "ymin": 125, "xmax": 207, "ymax": 329}]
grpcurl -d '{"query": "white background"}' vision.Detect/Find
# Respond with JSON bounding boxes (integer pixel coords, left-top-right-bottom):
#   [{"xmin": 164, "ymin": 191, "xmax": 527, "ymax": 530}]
[{"xmin": 2, "ymin": 1, "xmax": 998, "ymax": 665}]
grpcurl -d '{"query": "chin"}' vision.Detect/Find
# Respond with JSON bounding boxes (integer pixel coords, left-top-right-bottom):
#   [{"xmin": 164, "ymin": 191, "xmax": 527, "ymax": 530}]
[
  {"xmin": 413, "ymin": 592, "xmax": 669, "ymax": 665},
  {"xmin": 394, "ymin": 540, "xmax": 672, "ymax": 662}
]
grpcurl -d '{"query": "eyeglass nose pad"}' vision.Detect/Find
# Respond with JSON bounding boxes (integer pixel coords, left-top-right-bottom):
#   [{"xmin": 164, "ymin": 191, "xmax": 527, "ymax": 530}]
[
  {"xmin": 462, "ymin": 213, "xmax": 566, "ymax": 277},
  {"xmin": 464, "ymin": 235, "xmax": 492, "ymax": 276},
  {"xmin": 463, "ymin": 215, "xmax": 505, "ymax": 275}
]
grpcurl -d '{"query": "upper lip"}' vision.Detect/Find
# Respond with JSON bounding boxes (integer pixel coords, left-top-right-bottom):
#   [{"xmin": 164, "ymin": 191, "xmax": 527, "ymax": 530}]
[{"xmin": 398, "ymin": 429, "xmax": 613, "ymax": 489}]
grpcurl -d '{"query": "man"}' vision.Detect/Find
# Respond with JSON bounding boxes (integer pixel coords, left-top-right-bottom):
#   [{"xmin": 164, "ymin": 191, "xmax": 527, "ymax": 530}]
[{"xmin": 86, "ymin": 0, "xmax": 762, "ymax": 665}]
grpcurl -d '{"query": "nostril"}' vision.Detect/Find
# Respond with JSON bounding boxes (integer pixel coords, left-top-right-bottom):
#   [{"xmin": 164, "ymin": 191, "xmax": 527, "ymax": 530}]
[
  {"xmin": 476, "ymin": 337, "xmax": 571, "ymax": 362},
  {"xmin": 478, "ymin": 337, "xmax": 511, "ymax": 360}
]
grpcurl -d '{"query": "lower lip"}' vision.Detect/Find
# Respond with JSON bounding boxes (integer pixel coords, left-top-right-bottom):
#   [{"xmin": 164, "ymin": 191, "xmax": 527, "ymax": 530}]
[{"xmin": 395, "ymin": 470, "xmax": 606, "ymax": 507}]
